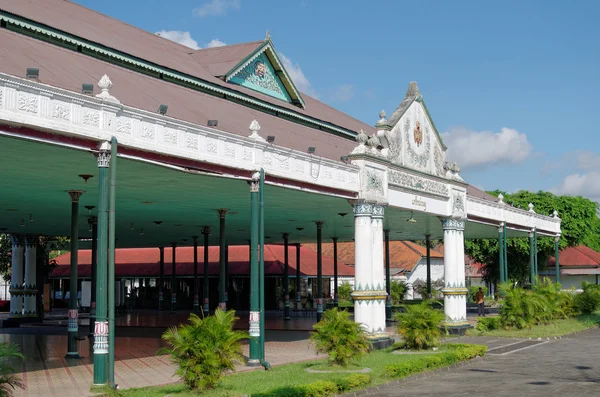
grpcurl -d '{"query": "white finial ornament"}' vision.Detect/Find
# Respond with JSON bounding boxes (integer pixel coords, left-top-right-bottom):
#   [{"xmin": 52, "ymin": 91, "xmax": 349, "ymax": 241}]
[
  {"xmin": 552, "ymin": 210, "xmax": 559, "ymax": 218},
  {"xmin": 528, "ymin": 203, "xmax": 535, "ymax": 213},
  {"xmin": 265, "ymin": 29, "xmax": 271, "ymax": 41},
  {"xmin": 378, "ymin": 110, "xmax": 386, "ymax": 124},
  {"xmin": 248, "ymin": 119, "xmax": 265, "ymax": 141},
  {"xmin": 351, "ymin": 129, "xmax": 369, "ymax": 155},
  {"xmin": 95, "ymin": 74, "xmax": 120, "ymax": 104},
  {"xmin": 497, "ymin": 193, "xmax": 504, "ymax": 204}
]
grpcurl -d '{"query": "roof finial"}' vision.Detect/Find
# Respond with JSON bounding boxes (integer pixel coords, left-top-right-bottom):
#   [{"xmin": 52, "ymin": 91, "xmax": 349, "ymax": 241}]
[
  {"xmin": 405, "ymin": 81, "xmax": 421, "ymax": 98},
  {"xmin": 95, "ymin": 74, "xmax": 120, "ymax": 104},
  {"xmin": 265, "ymin": 29, "xmax": 271, "ymax": 41}
]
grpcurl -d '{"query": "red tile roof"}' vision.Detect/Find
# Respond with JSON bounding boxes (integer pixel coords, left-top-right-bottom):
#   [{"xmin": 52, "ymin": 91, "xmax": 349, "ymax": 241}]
[
  {"xmin": 548, "ymin": 245, "xmax": 600, "ymax": 267},
  {"xmin": 303, "ymin": 241, "xmax": 443, "ymax": 272},
  {"xmin": 0, "ymin": 0, "xmax": 375, "ymax": 162},
  {"xmin": 50, "ymin": 244, "xmax": 355, "ymax": 278}
]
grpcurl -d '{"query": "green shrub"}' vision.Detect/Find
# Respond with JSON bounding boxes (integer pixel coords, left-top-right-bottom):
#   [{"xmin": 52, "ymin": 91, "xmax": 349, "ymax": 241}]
[
  {"xmin": 575, "ymin": 282, "xmax": 600, "ymax": 314},
  {"xmin": 390, "ymin": 280, "xmax": 407, "ymax": 304},
  {"xmin": 476, "ymin": 316, "xmax": 501, "ymax": 333},
  {"xmin": 384, "ymin": 344, "xmax": 486, "ymax": 378},
  {"xmin": 254, "ymin": 374, "xmax": 371, "ymax": 397},
  {"xmin": 310, "ymin": 308, "xmax": 371, "ymax": 367},
  {"xmin": 304, "ymin": 381, "xmax": 338, "ymax": 397},
  {"xmin": 500, "ymin": 282, "xmax": 551, "ymax": 328},
  {"xmin": 159, "ymin": 309, "xmax": 247, "ymax": 391},
  {"xmin": 469, "ymin": 286, "xmax": 488, "ymax": 302},
  {"xmin": 337, "ymin": 282, "xmax": 353, "ymax": 302},
  {"xmin": 394, "ymin": 300, "xmax": 446, "ymax": 350},
  {"xmin": 0, "ymin": 343, "xmax": 24, "ymax": 397}
]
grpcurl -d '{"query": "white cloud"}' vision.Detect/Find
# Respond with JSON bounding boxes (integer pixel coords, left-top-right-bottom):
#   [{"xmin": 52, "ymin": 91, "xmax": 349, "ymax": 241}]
[
  {"xmin": 206, "ymin": 39, "xmax": 226, "ymax": 48},
  {"xmin": 328, "ymin": 84, "xmax": 355, "ymax": 103},
  {"xmin": 442, "ymin": 127, "xmax": 532, "ymax": 169},
  {"xmin": 574, "ymin": 151, "xmax": 600, "ymax": 171},
  {"xmin": 552, "ymin": 172, "xmax": 600, "ymax": 203},
  {"xmin": 155, "ymin": 30, "xmax": 200, "ymax": 50},
  {"xmin": 279, "ymin": 53, "xmax": 318, "ymax": 98},
  {"xmin": 194, "ymin": 0, "xmax": 240, "ymax": 17}
]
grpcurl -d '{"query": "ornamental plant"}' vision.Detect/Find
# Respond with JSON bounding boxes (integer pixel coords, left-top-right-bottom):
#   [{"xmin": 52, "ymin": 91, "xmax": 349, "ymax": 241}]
[
  {"xmin": 159, "ymin": 309, "xmax": 247, "ymax": 391},
  {"xmin": 390, "ymin": 280, "xmax": 408, "ymax": 304},
  {"xmin": 337, "ymin": 282, "xmax": 353, "ymax": 303},
  {"xmin": 394, "ymin": 300, "xmax": 446, "ymax": 350},
  {"xmin": 310, "ymin": 308, "xmax": 371, "ymax": 367},
  {"xmin": 0, "ymin": 343, "xmax": 24, "ymax": 397},
  {"xmin": 575, "ymin": 282, "xmax": 600, "ymax": 315}
]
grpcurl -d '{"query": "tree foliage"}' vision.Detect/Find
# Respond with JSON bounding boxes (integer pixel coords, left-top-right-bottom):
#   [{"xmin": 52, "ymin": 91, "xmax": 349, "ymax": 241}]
[{"xmin": 465, "ymin": 191, "xmax": 600, "ymax": 285}]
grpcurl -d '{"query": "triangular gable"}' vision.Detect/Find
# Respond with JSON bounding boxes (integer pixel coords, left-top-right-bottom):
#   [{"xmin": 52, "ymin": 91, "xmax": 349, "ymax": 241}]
[{"xmin": 225, "ymin": 39, "xmax": 305, "ymax": 108}]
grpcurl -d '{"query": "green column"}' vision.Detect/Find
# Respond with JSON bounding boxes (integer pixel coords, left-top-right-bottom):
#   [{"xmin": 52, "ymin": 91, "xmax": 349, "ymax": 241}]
[
  {"xmin": 259, "ymin": 169, "xmax": 266, "ymax": 364},
  {"xmin": 295, "ymin": 243, "xmax": 301, "ymax": 305},
  {"xmin": 218, "ymin": 209, "xmax": 228, "ymax": 310},
  {"xmin": 171, "ymin": 243, "xmax": 177, "ymax": 312},
  {"xmin": 384, "ymin": 230, "xmax": 392, "ymax": 321},
  {"xmin": 555, "ymin": 235, "xmax": 561, "ymax": 284},
  {"xmin": 225, "ymin": 245, "xmax": 229, "ymax": 304},
  {"xmin": 193, "ymin": 236, "xmax": 199, "ymax": 313},
  {"xmin": 533, "ymin": 229, "xmax": 539, "ymax": 277},
  {"xmin": 158, "ymin": 247, "xmax": 164, "ymax": 310},
  {"xmin": 498, "ymin": 224, "xmax": 505, "ymax": 283},
  {"xmin": 283, "ymin": 233, "xmax": 290, "ymax": 320},
  {"xmin": 202, "ymin": 227, "xmax": 211, "ymax": 314},
  {"xmin": 503, "ymin": 223, "xmax": 509, "ymax": 281},
  {"xmin": 529, "ymin": 231, "xmax": 535, "ymax": 286},
  {"xmin": 93, "ymin": 143, "xmax": 110, "ymax": 385},
  {"xmin": 89, "ymin": 216, "xmax": 98, "ymax": 337},
  {"xmin": 315, "ymin": 221, "xmax": 324, "ymax": 322},
  {"xmin": 107, "ymin": 137, "xmax": 117, "ymax": 387},
  {"xmin": 332, "ymin": 237, "xmax": 339, "ymax": 308},
  {"xmin": 66, "ymin": 190, "xmax": 83, "ymax": 359},
  {"xmin": 425, "ymin": 234, "xmax": 432, "ymax": 297},
  {"xmin": 248, "ymin": 175, "xmax": 260, "ymax": 365}
]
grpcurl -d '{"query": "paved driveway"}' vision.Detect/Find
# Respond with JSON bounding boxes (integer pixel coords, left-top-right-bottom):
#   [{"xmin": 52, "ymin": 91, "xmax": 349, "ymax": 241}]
[{"xmin": 372, "ymin": 328, "xmax": 600, "ymax": 397}]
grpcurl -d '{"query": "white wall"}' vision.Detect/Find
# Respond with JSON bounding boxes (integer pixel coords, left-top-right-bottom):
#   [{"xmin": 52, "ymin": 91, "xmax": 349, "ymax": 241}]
[{"xmin": 546, "ymin": 275, "xmax": 599, "ymax": 290}]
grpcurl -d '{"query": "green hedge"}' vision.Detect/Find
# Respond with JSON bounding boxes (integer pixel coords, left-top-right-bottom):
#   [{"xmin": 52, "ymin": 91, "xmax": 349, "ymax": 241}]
[
  {"xmin": 253, "ymin": 373, "xmax": 371, "ymax": 397},
  {"xmin": 385, "ymin": 344, "xmax": 487, "ymax": 378}
]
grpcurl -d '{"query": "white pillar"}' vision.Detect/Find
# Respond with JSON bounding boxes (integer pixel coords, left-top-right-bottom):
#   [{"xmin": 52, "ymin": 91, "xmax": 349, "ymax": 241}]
[
  {"xmin": 24, "ymin": 236, "xmax": 37, "ymax": 317},
  {"xmin": 9, "ymin": 235, "xmax": 24, "ymax": 318},
  {"xmin": 440, "ymin": 218, "xmax": 468, "ymax": 327},
  {"xmin": 352, "ymin": 201, "xmax": 388, "ymax": 338},
  {"xmin": 370, "ymin": 204, "xmax": 387, "ymax": 338}
]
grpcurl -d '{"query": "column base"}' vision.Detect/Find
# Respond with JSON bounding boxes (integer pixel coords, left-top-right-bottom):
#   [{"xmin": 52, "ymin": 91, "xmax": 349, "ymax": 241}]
[
  {"xmin": 246, "ymin": 359, "xmax": 261, "ymax": 367},
  {"xmin": 443, "ymin": 322, "xmax": 471, "ymax": 336},
  {"xmin": 65, "ymin": 352, "xmax": 82, "ymax": 359},
  {"xmin": 367, "ymin": 336, "xmax": 394, "ymax": 350}
]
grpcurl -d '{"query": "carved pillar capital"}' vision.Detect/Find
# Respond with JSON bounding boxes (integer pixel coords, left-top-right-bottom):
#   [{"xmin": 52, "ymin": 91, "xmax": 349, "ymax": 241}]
[
  {"xmin": 10, "ymin": 234, "xmax": 24, "ymax": 248},
  {"xmin": 217, "ymin": 209, "xmax": 228, "ymax": 219},
  {"xmin": 440, "ymin": 217, "xmax": 465, "ymax": 231},
  {"xmin": 201, "ymin": 226, "xmax": 211, "ymax": 235},
  {"xmin": 24, "ymin": 235, "xmax": 38, "ymax": 247},
  {"xmin": 67, "ymin": 190, "xmax": 84, "ymax": 202}
]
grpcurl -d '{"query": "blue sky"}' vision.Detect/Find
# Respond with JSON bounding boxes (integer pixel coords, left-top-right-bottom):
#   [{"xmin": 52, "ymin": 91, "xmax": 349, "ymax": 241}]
[{"xmin": 75, "ymin": 0, "xmax": 600, "ymax": 203}]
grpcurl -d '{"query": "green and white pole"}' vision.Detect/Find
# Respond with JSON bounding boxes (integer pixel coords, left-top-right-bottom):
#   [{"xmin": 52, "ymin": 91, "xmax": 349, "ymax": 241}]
[
  {"xmin": 533, "ymin": 229, "xmax": 538, "ymax": 279},
  {"xmin": 202, "ymin": 226, "xmax": 211, "ymax": 314},
  {"xmin": 107, "ymin": 137, "xmax": 117, "ymax": 388},
  {"xmin": 498, "ymin": 223, "xmax": 505, "ymax": 284},
  {"xmin": 158, "ymin": 247, "xmax": 164, "ymax": 310},
  {"xmin": 218, "ymin": 209, "xmax": 228, "ymax": 310},
  {"xmin": 259, "ymin": 169, "xmax": 268, "ymax": 367},
  {"xmin": 529, "ymin": 230, "xmax": 535, "ymax": 286},
  {"xmin": 555, "ymin": 235, "xmax": 561, "ymax": 284},
  {"xmin": 503, "ymin": 222, "xmax": 508, "ymax": 282},
  {"xmin": 66, "ymin": 190, "xmax": 83, "ymax": 359},
  {"xmin": 93, "ymin": 141, "xmax": 110, "ymax": 385},
  {"xmin": 171, "ymin": 243, "xmax": 177, "ymax": 312},
  {"xmin": 193, "ymin": 236, "xmax": 199, "ymax": 313},
  {"xmin": 283, "ymin": 233, "xmax": 290, "ymax": 320},
  {"xmin": 295, "ymin": 243, "xmax": 301, "ymax": 306},
  {"xmin": 315, "ymin": 221, "xmax": 324, "ymax": 322},
  {"xmin": 425, "ymin": 234, "xmax": 432, "ymax": 297},
  {"xmin": 333, "ymin": 237, "xmax": 339, "ymax": 308},
  {"xmin": 89, "ymin": 216, "xmax": 98, "ymax": 337},
  {"xmin": 248, "ymin": 173, "xmax": 260, "ymax": 365}
]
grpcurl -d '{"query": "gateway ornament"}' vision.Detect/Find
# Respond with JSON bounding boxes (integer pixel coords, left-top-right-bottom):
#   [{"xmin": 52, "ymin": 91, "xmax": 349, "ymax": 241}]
[{"xmin": 414, "ymin": 121, "xmax": 423, "ymax": 146}]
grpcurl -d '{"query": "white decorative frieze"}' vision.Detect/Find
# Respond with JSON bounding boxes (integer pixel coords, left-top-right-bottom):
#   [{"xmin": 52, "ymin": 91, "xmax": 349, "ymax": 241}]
[
  {"xmin": 116, "ymin": 117, "xmax": 132, "ymax": 135},
  {"xmin": 242, "ymin": 148, "xmax": 253, "ymax": 161},
  {"xmin": 140, "ymin": 122, "xmax": 155, "ymax": 139},
  {"xmin": 185, "ymin": 133, "xmax": 198, "ymax": 149},
  {"xmin": 205, "ymin": 138, "xmax": 217, "ymax": 153},
  {"xmin": 51, "ymin": 100, "xmax": 70, "ymax": 120},
  {"xmin": 17, "ymin": 92, "xmax": 39, "ymax": 114},
  {"xmin": 388, "ymin": 170, "xmax": 449, "ymax": 197},
  {"xmin": 366, "ymin": 169, "xmax": 384, "ymax": 196},
  {"xmin": 224, "ymin": 142, "xmax": 236, "ymax": 158},
  {"xmin": 82, "ymin": 108, "xmax": 100, "ymax": 127}
]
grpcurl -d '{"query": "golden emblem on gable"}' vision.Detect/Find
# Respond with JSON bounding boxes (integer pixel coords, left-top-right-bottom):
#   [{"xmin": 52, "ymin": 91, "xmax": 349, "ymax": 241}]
[{"xmin": 413, "ymin": 121, "xmax": 423, "ymax": 147}]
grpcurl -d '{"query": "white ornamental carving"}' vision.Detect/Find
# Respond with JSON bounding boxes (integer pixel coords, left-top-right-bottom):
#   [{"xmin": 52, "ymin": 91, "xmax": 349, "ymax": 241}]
[
  {"xmin": 366, "ymin": 170, "xmax": 384, "ymax": 195},
  {"xmin": 206, "ymin": 139, "xmax": 217, "ymax": 153},
  {"xmin": 51, "ymin": 101, "xmax": 70, "ymax": 120},
  {"xmin": 0, "ymin": 87, "xmax": 4, "ymax": 107},
  {"xmin": 295, "ymin": 160, "xmax": 304, "ymax": 173},
  {"xmin": 242, "ymin": 148, "xmax": 253, "ymax": 161},
  {"xmin": 324, "ymin": 169, "xmax": 333, "ymax": 179},
  {"xmin": 140, "ymin": 123, "xmax": 155, "ymax": 139},
  {"xmin": 278, "ymin": 157, "xmax": 290, "ymax": 170},
  {"xmin": 337, "ymin": 172, "xmax": 345, "ymax": 182},
  {"xmin": 224, "ymin": 143, "xmax": 236, "ymax": 157},
  {"xmin": 452, "ymin": 192, "xmax": 466, "ymax": 218},
  {"xmin": 163, "ymin": 129, "xmax": 177, "ymax": 144},
  {"xmin": 263, "ymin": 152, "xmax": 273, "ymax": 165},
  {"xmin": 185, "ymin": 134, "xmax": 198, "ymax": 149},
  {"xmin": 388, "ymin": 170, "xmax": 449, "ymax": 196},
  {"xmin": 17, "ymin": 92, "xmax": 39, "ymax": 113},
  {"xmin": 116, "ymin": 118, "xmax": 132, "ymax": 135},
  {"xmin": 434, "ymin": 146, "xmax": 444, "ymax": 176},
  {"xmin": 82, "ymin": 108, "xmax": 100, "ymax": 127}
]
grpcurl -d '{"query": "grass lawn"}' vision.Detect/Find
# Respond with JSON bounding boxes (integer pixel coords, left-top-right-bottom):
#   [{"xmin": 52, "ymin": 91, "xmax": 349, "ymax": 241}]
[
  {"xmin": 115, "ymin": 344, "xmax": 484, "ymax": 397},
  {"xmin": 466, "ymin": 312, "xmax": 600, "ymax": 338}
]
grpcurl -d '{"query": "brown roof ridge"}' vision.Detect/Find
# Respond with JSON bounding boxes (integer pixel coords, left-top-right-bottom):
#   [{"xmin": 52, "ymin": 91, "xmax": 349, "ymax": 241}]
[
  {"xmin": 573, "ymin": 245, "xmax": 600, "ymax": 264},
  {"xmin": 192, "ymin": 40, "xmax": 264, "ymax": 53},
  {"xmin": 401, "ymin": 241, "xmax": 426, "ymax": 257}
]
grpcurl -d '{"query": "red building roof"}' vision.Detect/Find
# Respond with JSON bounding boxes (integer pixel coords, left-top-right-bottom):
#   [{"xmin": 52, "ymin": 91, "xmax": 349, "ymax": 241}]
[
  {"xmin": 50, "ymin": 245, "xmax": 355, "ymax": 278},
  {"xmin": 303, "ymin": 241, "xmax": 443, "ymax": 272},
  {"xmin": 548, "ymin": 245, "xmax": 600, "ymax": 268}
]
